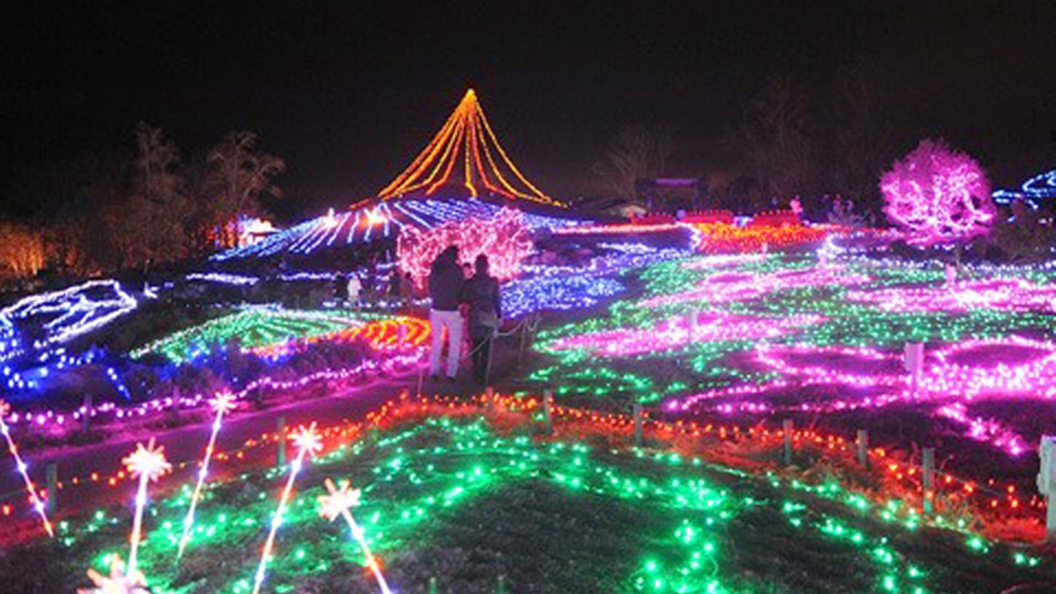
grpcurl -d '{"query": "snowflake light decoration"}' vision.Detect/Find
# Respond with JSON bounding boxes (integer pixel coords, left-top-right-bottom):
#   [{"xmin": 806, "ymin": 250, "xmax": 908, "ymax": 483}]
[
  {"xmin": 77, "ymin": 554, "xmax": 149, "ymax": 594},
  {"xmin": 318, "ymin": 477, "xmax": 362, "ymax": 521},
  {"xmin": 122, "ymin": 438, "xmax": 171, "ymax": 578},
  {"xmin": 210, "ymin": 392, "xmax": 237, "ymax": 415},
  {"xmin": 290, "ymin": 422, "xmax": 323, "ymax": 457},
  {"xmin": 123, "ymin": 438, "xmax": 172, "ymax": 483}
]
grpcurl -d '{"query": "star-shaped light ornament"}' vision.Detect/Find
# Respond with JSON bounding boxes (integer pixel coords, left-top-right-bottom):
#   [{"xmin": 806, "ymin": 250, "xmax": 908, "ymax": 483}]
[
  {"xmin": 319, "ymin": 478, "xmax": 362, "ymax": 521},
  {"xmin": 123, "ymin": 438, "xmax": 172, "ymax": 482},
  {"xmin": 210, "ymin": 392, "xmax": 237, "ymax": 415},
  {"xmin": 77, "ymin": 554, "xmax": 149, "ymax": 594},
  {"xmin": 290, "ymin": 422, "xmax": 323, "ymax": 457},
  {"xmin": 317, "ymin": 476, "xmax": 393, "ymax": 594}
]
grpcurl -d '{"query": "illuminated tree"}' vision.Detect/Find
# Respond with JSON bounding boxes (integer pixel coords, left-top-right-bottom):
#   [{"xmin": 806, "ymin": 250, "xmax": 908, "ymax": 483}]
[
  {"xmin": 397, "ymin": 207, "xmax": 533, "ymax": 289},
  {"xmin": 0, "ymin": 221, "xmax": 44, "ymax": 278},
  {"xmin": 880, "ymin": 138, "xmax": 995, "ymax": 248},
  {"xmin": 206, "ymin": 131, "xmax": 285, "ymax": 247}
]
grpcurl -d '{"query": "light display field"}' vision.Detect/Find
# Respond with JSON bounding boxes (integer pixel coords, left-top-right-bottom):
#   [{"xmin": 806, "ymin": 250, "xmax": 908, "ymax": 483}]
[
  {"xmin": 131, "ymin": 309, "xmax": 430, "ymax": 364},
  {"xmin": 530, "ymin": 254, "xmax": 1056, "ymax": 471},
  {"xmin": 6, "ymin": 410, "xmax": 1049, "ymax": 594}
]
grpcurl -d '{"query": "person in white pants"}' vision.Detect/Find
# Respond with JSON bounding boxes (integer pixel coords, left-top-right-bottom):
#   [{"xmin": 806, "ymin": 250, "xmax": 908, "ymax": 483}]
[
  {"xmin": 427, "ymin": 245, "xmax": 465, "ymax": 380},
  {"xmin": 429, "ymin": 308, "xmax": 463, "ymax": 379}
]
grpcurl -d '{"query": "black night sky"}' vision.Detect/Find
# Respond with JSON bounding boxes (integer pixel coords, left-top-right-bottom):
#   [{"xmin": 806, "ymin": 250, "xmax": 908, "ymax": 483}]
[{"xmin": 3, "ymin": 1, "xmax": 1055, "ymax": 221}]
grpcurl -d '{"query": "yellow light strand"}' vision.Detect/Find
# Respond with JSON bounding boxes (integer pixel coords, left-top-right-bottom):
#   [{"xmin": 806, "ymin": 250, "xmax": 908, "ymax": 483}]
[
  {"xmin": 470, "ymin": 108, "xmax": 502, "ymax": 195},
  {"xmin": 377, "ymin": 89, "xmax": 558, "ymax": 205},
  {"xmin": 404, "ymin": 114, "xmax": 466, "ymax": 196},
  {"xmin": 464, "ymin": 101, "xmax": 477, "ymax": 198},
  {"xmin": 478, "ymin": 104, "xmax": 560, "ymax": 206},
  {"xmin": 378, "ymin": 93, "xmax": 466, "ymax": 198},
  {"xmin": 425, "ymin": 107, "xmax": 468, "ymax": 195},
  {"xmin": 476, "ymin": 105, "xmax": 528, "ymax": 200},
  {"xmin": 387, "ymin": 112, "xmax": 459, "ymax": 197}
]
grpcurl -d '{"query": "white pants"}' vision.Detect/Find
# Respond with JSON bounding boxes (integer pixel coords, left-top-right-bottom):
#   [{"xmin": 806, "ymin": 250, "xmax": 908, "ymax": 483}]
[{"xmin": 429, "ymin": 309, "xmax": 463, "ymax": 378}]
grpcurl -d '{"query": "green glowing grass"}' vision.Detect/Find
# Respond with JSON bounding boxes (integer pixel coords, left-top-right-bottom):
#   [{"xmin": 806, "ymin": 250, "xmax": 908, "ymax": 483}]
[
  {"xmin": 130, "ymin": 309, "xmax": 381, "ymax": 364},
  {"xmin": 528, "ymin": 254, "xmax": 1056, "ymax": 402},
  {"xmin": 2, "ymin": 414, "xmax": 1050, "ymax": 593}
]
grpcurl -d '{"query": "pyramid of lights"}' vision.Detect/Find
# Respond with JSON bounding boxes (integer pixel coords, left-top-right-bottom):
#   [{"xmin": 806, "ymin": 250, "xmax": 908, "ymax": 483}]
[
  {"xmin": 379, "ymin": 89, "xmax": 561, "ymax": 205},
  {"xmin": 214, "ymin": 90, "xmax": 578, "ymax": 263}
]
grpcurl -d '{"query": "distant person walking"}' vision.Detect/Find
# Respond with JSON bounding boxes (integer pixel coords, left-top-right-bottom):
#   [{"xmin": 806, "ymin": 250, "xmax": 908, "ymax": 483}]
[
  {"xmin": 399, "ymin": 272, "xmax": 414, "ymax": 312},
  {"xmin": 347, "ymin": 274, "xmax": 362, "ymax": 309},
  {"xmin": 428, "ymin": 245, "xmax": 465, "ymax": 381},
  {"xmin": 462, "ymin": 255, "xmax": 502, "ymax": 385},
  {"xmin": 388, "ymin": 269, "xmax": 400, "ymax": 304}
]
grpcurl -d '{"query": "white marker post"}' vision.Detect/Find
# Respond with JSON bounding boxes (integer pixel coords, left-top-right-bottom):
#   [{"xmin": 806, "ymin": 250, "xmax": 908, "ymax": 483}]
[
  {"xmin": 903, "ymin": 342, "xmax": 924, "ymax": 398},
  {"xmin": 543, "ymin": 391, "xmax": 553, "ymax": 435},
  {"xmin": 783, "ymin": 419, "xmax": 794, "ymax": 466},
  {"xmin": 1038, "ymin": 436, "xmax": 1056, "ymax": 543},
  {"xmin": 633, "ymin": 400, "xmax": 643, "ymax": 447}
]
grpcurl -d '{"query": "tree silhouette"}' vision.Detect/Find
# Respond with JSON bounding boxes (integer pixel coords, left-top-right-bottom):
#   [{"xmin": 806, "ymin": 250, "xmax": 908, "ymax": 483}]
[
  {"xmin": 104, "ymin": 122, "xmax": 190, "ymax": 272},
  {"xmin": 206, "ymin": 131, "xmax": 285, "ymax": 247},
  {"xmin": 725, "ymin": 75, "xmax": 813, "ymax": 199},
  {"xmin": 592, "ymin": 123, "xmax": 673, "ymax": 201}
]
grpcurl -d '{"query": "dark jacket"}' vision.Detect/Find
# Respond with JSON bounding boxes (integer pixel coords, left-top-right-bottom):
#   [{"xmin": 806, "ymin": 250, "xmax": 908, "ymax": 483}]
[
  {"xmin": 428, "ymin": 256, "xmax": 464, "ymax": 311},
  {"xmin": 462, "ymin": 273, "xmax": 501, "ymax": 333}
]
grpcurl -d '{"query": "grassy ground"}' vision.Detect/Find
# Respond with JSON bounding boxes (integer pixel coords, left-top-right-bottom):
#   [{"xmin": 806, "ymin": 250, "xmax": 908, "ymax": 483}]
[
  {"xmin": 522, "ymin": 253, "xmax": 1056, "ymax": 519},
  {"xmin": 1, "ymin": 409, "xmax": 1052, "ymax": 594}
]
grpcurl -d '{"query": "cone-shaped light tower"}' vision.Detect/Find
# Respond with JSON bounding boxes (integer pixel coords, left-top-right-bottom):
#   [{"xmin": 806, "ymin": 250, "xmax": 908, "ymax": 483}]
[{"xmin": 378, "ymin": 90, "xmax": 561, "ymax": 206}]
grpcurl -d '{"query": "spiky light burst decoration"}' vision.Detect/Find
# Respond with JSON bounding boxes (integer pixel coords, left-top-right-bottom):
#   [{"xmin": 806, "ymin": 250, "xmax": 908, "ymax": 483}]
[{"xmin": 319, "ymin": 477, "xmax": 392, "ymax": 594}]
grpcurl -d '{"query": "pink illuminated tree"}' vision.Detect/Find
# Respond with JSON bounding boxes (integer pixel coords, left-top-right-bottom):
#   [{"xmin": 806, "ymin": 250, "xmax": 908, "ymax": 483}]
[
  {"xmin": 880, "ymin": 139, "xmax": 995, "ymax": 248},
  {"xmin": 397, "ymin": 207, "xmax": 533, "ymax": 289}
]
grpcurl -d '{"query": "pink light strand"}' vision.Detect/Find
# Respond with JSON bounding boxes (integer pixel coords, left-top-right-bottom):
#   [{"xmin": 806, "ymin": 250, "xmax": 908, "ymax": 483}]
[{"xmin": 0, "ymin": 401, "xmax": 53, "ymax": 537}]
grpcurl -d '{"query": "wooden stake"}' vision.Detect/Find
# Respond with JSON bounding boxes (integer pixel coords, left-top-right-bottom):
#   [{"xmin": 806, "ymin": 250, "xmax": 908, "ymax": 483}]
[
  {"xmin": 276, "ymin": 416, "xmax": 287, "ymax": 468},
  {"xmin": 543, "ymin": 391, "xmax": 553, "ymax": 435},
  {"xmin": 782, "ymin": 419, "xmax": 794, "ymax": 466},
  {"xmin": 45, "ymin": 462, "xmax": 58, "ymax": 514},
  {"xmin": 923, "ymin": 447, "xmax": 935, "ymax": 515},
  {"xmin": 82, "ymin": 393, "xmax": 92, "ymax": 433},
  {"xmin": 633, "ymin": 400, "xmax": 643, "ymax": 447},
  {"xmin": 484, "ymin": 336, "xmax": 494, "ymax": 387},
  {"xmin": 856, "ymin": 429, "xmax": 869, "ymax": 468},
  {"xmin": 517, "ymin": 319, "xmax": 529, "ymax": 368}
]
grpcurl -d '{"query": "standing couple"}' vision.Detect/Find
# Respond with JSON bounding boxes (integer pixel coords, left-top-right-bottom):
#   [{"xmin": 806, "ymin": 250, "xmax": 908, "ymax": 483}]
[{"xmin": 427, "ymin": 245, "xmax": 502, "ymax": 384}]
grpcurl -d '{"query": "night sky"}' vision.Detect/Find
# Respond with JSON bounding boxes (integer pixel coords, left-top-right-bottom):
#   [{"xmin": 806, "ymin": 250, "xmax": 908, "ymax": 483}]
[{"xmin": 3, "ymin": 1, "xmax": 1055, "ymax": 220}]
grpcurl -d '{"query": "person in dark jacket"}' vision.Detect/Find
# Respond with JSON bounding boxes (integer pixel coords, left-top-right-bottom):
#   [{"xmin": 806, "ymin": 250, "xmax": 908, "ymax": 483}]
[
  {"xmin": 427, "ymin": 245, "xmax": 465, "ymax": 380},
  {"xmin": 462, "ymin": 255, "xmax": 502, "ymax": 384}
]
